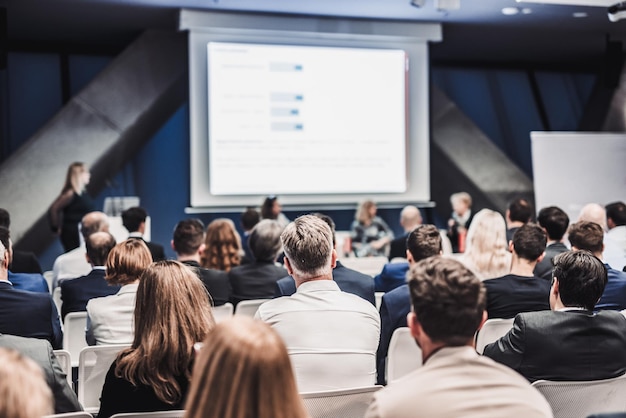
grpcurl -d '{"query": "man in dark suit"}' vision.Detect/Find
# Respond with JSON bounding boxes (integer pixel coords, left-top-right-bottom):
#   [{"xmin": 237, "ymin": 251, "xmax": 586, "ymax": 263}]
[
  {"xmin": 387, "ymin": 205, "xmax": 422, "ymax": 261},
  {"xmin": 172, "ymin": 218, "xmax": 231, "ymax": 306},
  {"xmin": 484, "ymin": 250, "xmax": 626, "ymax": 382},
  {"xmin": 484, "ymin": 223, "xmax": 551, "ymax": 319},
  {"xmin": 0, "ymin": 227, "xmax": 48, "ymax": 293},
  {"xmin": 60, "ymin": 231, "xmax": 119, "ymax": 320},
  {"xmin": 0, "ymin": 334, "xmax": 81, "ymax": 413},
  {"xmin": 0, "ymin": 208, "xmax": 42, "ymax": 274},
  {"xmin": 0, "ymin": 240, "xmax": 62, "ymax": 349},
  {"xmin": 240, "ymin": 207, "xmax": 260, "ymax": 265},
  {"xmin": 534, "ymin": 206, "xmax": 569, "ymax": 280},
  {"xmin": 122, "ymin": 206, "xmax": 166, "ymax": 261},
  {"xmin": 505, "ymin": 197, "xmax": 533, "ymax": 243},
  {"xmin": 275, "ymin": 213, "xmax": 375, "ymax": 305},
  {"xmin": 376, "ymin": 224, "xmax": 442, "ymax": 384}
]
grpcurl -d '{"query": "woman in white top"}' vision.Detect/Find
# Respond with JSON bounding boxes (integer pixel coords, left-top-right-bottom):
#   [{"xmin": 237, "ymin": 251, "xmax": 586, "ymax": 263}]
[{"xmin": 86, "ymin": 239, "xmax": 152, "ymax": 345}]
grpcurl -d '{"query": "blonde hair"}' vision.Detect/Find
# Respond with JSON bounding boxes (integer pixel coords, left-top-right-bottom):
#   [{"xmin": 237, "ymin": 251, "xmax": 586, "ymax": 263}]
[
  {"xmin": 0, "ymin": 347, "xmax": 53, "ymax": 418},
  {"xmin": 115, "ymin": 261, "xmax": 215, "ymax": 405},
  {"xmin": 201, "ymin": 218, "xmax": 242, "ymax": 272},
  {"xmin": 184, "ymin": 317, "xmax": 308, "ymax": 418},
  {"xmin": 450, "ymin": 192, "xmax": 472, "ymax": 208},
  {"xmin": 462, "ymin": 209, "xmax": 511, "ymax": 279},
  {"xmin": 61, "ymin": 162, "xmax": 88, "ymax": 194},
  {"xmin": 356, "ymin": 200, "xmax": 376, "ymax": 224},
  {"xmin": 105, "ymin": 239, "xmax": 153, "ymax": 285}
]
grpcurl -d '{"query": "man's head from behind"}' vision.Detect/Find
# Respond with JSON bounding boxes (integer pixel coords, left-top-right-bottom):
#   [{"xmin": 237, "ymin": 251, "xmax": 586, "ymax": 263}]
[
  {"xmin": 408, "ymin": 256, "xmax": 485, "ymax": 347},
  {"xmin": 240, "ymin": 208, "xmax": 260, "ymax": 233},
  {"xmin": 606, "ymin": 201, "xmax": 626, "ymax": 229},
  {"xmin": 406, "ymin": 224, "xmax": 442, "ymax": 263},
  {"xmin": 400, "ymin": 206, "xmax": 422, "ymax": 232},
  {"xmin": 172, "ymin": 219, "xmax": 205, "ymax": 257},
  {"xmin": 506, "ymin": 197, "xmax": 533, "ymax": 224},
  {"xmin": 281, "ymin": 215, "xmax": 334, "ymax": 282},
  {"xmin": 0, "ymin": 209, "xmax": 10, "ymax": 229},
  {"xmin": 121, "ymin": 207, "xmax": 148, "ymax": 233},
  {"xmin": 86, "ymin": 231, "xmax": 116, "ymax": 267},
  {"xmin": 249, "ymin": 219, "xmax": 284, "ymax": 262},
  {"xmin": 0, "ymin": 227, "xmax": 11, "ymax": 266},
  {"xmin": 81, "ymin": 211, "xmax": 109, "ymax": 242},
  {"xmin": 567, "ymin": 221, "xmax": 603, "ymax": 256},
  {"xmin": 578, "ymin": 203, "xmax": 607, "ymax": 231},
  {"xmin": 551, "ymin": 250, "xmax": 607, "ymax": 311},
  {"xmin": 537, "ymin": 206, "xmax": 569, "ymax": 241},
  {"xmin": 511, "ymin": 223, "xmax": 546, "ymax": 262}
]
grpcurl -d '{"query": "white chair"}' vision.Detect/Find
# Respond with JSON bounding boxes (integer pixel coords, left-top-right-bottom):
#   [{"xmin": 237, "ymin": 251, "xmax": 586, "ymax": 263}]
[
  {"xmin": 44, "ymin": 270, "xmax": 54, "ymax": 294},
  {"xmin": 44, "ymin": 412, "xmax": 93, "ymax": 418},
  {"xmin": 374, "ymin": 292, "xmax": 384, "ymax": 311},
  {"xmin": 386, "ymin": 327, "xmax": 422, "ymax": 383},
  {"xmin": 78, "ymin": 344, "xmax": 130, "ymax": 414},
  {"xmin": 234, "ymin": 299, "xmax": 270, "ymax": 317},
  {"xmin": 532, "ymin": 374, "xmax": 626, "ymax": 418},
  {"xmin": 110, "ymin": 411, "xmax": 185, "ymax": 418},
  {"xmin": 53, "ymin": 287, "xmax": 62, "ymax": 317},
  {"xmin": 340, "ymin": 256, "xmax": 388, "ymax": 277},
  {"xmin": 301, "ymin": 385, "xmax": 382, "ymax": 418},
  {"xmin": 474, "ymin": 318, "xmax": 514, "ymax": 354},
  {"xmin": 63, "ymin": 311, "xmax": 89, "ymax": 367},
  {"xmin": 53, "ymin": 349, "xmax": 73, "ymax": 387},
  {"xmin": 212, "ymin": 302, "xmax": 234, "ymax": 323}
]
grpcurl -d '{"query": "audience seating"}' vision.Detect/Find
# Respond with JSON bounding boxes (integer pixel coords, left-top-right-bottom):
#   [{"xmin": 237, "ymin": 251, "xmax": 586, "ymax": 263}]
[
  {"xmin": 78, "ymin": 344, "xmax": 130, "ymax": 414},
  {"xmin": 53, "ymin": 287, "xmax": 62, "ymax": 317},
  {"xmin": 44, "ymin": 412, "xmax": 93, "ymax": 418},
  {"xmin": 532, "ymin": 374, "xmax": 626, "ymax": 418},
  {"xmin": 374, "ymin": 292, "xmax": 384, "ymax": 311},
  {"xmin": 386, "ymin": 327, "xmax": 422, "ymax": 383},
  {"xmin": 212, "ymin": 302, "xmax": 234, "ymax": 323},
  {"xmin": 340, "ymin": 256, "xmax": 387, "ymax": 277},
  {"xmin": 63, "ymin": 311, "xmax": 89, "ymax": 367},
  {"xmin": 300, "ymin": 385, "xmax": 382, "ymax": 418},
  {"xmin": 109, "ymin": 411, "xmax": 185, "ymax": 418},
  {"xmin": 44, "ymin": 270, "xmax": 54, "ymax": 294},
  {"xmin": 474, "ymin": 318, "xmax": 514, "ymax": 354},
  {"xmin": 234, "ymin": 299, "xmax": 270, "ymax": 317},
  {"xmin": 53, "ymin": 349, "xmax": 73, "ymax": 387}
]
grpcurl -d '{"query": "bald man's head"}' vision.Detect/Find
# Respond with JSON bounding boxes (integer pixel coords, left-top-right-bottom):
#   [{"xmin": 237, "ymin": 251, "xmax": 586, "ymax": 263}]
[
  {"xmin": 400, "ymin": 205, "xmax": 423, "ymax": 233},
  {"xmin": 81, "ymin": 212, "xmax": 109, "ymax": 241},
  {"xmin": 85, "ymin": 231, "xmax": 116, "ymax": 266},
  {"xmin": 577, "ymin": 203, "xmax": 607, "ymax": 231}
]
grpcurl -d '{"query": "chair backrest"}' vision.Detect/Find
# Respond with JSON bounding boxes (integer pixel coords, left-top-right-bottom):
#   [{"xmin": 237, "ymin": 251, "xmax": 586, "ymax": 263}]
[
  {"xmin": 340, "ymin": 256, "xmax": 388, "ymax": 277},
  {"xmin": 78, "ymin": 344, "xmax": 130, "ymax": 414},
  {"xmin": 374, "ymin": 292, "xmax": 384, "ymax": 311},
  {"xmin": 53, "ymin": 287, "xmax": 62, "ymax": 317},
  {"xmin": 212, "ymin": 302, "xmax": 234, "ymax": 323},
  {"xmin": 386, "ymin": 327, "xmax": 422, "ymax": 383},
  {"xmin": 110, "ymin": 411, "xmax": 186, "ymax": 418},
  {"xmin": 474, "ymin": 318, "xmax": 514, "ymax": 354},
  {"xmin": 43, "ymin": 270, "xmax": 54, "ymax": 294},
  {"xmin": 63, "ymin": 311, "xmax": 89, "ymax": 367},
  {"xmin": 234, "ymin": 299, "xmax": 270, "ymax": 317},
  {"xmin": 44, "ymin": 412, "xmax": 94, "ymax": 418},
  {"xmin": 532, "ymin": 374, "xmax": 626, "ymax": 418},
  {"xmin": 301, "ymin": 385, "xmax": 382, "ymax": 418},
  {"xmin": 53, "ymin": 349, "xmax": 73, "ymax": 387}
]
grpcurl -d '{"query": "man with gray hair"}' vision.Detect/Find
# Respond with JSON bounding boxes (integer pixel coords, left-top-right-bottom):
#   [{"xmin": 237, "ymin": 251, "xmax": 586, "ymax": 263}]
[
  {"xmin": 256, "ymin": 214, "xmax": 380, "ymax": 392},
  {"xmin": 388, "ymin": 205, "xmax": 423, "ymax": 261}
]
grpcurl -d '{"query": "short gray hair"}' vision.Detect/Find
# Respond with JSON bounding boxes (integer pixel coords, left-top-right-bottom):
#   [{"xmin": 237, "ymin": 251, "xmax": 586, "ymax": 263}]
[
  {"xmin": 0, "ymin": 241, "xmax": 5, "ymax": 265},
  {"xmin": 249, "ymin": 219, "xmax": 284, "ymax": 261},
  {"xmin": 281, "ymin": 215, "xmax": 333, "ymax": 279}
]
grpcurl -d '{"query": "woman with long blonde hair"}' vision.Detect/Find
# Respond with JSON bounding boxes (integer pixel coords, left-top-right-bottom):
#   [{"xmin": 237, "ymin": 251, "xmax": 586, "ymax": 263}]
[
  {"xmin": 201, "ymin": 218, "xmax": 243, "ymax": 272},
  {"xmin": 184, "ymin": 317, "xmax": 309, "ymax": 418},
  {"xmin": 459, "ymin": 209, "xmax": 511, "ymax": 280},
  {"xmin": 97, "ymin": 261, "xmax": 215, "ymax": 418}
]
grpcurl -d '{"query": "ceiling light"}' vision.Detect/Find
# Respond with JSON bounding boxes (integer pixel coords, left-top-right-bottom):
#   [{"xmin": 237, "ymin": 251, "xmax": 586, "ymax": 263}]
[
  {"xmin": 521, "ymin": 7, "xmax": 533, "ymax": 13},
  {"xmin": 410, "ymin": 0, "xmax": 426, "ymax": 7},
  {"xmin": 573, "ymin": 11, "xmax": 588, "ymax": 17},
  {"xmin": 502, "ymin": 7, "xmax": 520, "ymax": 15}
]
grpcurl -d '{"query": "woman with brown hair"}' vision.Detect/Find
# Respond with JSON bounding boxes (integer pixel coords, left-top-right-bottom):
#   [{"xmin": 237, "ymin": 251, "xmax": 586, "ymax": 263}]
[
  {"xmin": 184, "ymin": 317, "xmax": 309, "ymax": 418},
  {"xmin": 86, "ymin": 239, "xmax": 153, "ymax": 345},
  {"xmin": 350, "ymin": 199, "xmax": 394, "ymax": 257},
  {"xmin": 97, "ymin": 261, "xmax": 215, "ymax": 418},
  {"xmin": 201, "ymin": 218, "xmax": 243, "ymax": 272}
]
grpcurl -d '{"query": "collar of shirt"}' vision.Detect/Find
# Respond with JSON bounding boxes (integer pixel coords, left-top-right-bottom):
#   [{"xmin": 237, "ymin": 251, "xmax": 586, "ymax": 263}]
[
  {"xmin": 92, "ymin": 266, "xmax": 106, "ymax": 271},
  {"xmin": 556, "ymin": 307, "xmax": 588, "ymax": 312},
  {"xmin": 128, "ymin": 232, "xmax": 143, "ymax": 238},
  {"xmin": 296, "ymin": 279, "xmax": 340, "ymax": 293}
]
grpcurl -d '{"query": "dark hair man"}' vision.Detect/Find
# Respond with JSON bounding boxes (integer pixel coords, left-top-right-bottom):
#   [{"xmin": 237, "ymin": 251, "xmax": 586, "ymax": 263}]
[
  {"xmin": 121, "ymin": 206, "xmax": 165, "ymax": 261},
  {"xmin": 534, "ymin": 206, "xmax": 570, "ymax": 280},
  {"xmin": 0, "ymin": 208, "xmax": 42, "ymax": 274},
  {"xmin": 605, "ymin": 201, "xmax": 626, "ymax": 271},
  {"xmin": 505, "ymin": 197, "xmax": 534, "ymax": 243}
]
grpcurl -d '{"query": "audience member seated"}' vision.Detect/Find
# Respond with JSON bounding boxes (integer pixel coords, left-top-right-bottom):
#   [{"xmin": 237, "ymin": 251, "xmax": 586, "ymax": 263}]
[
  {"xmin": 240, "ymin": 207, "xmax": 261, "ymax": 264},
  {"xmin": 484, "ymin": 250, "xmax": 626, "ymax": 382},
  {"xmin": 60, "ymin": 231, "xmax": 119, "ymax": 320},
  {"xmin": 201, "ymin": 218, "xmax": 242, "ymax": 272},
  {"xmin": 484, "ymin": 223, "xmax": 550, "ymax": 319},
  {"xmin": 459, "ymin": 209, "xmax": 511, "ymax": 280},
  {"xmin": 578, "ymin": 203, "xmax": 625, "ymax": 271},
  {"xmin": 52, "ymin": 211, "xmax": 109, "ymax": 288},
  {"xmin": 98, "ymin": 261, "xmax": 214, "ymax": 418},
  {"xmin": 261, "ymin": 195, "xmax": 290, "ymax": 228},
  {"xmin": 0, "ymin": 227, "xmax": 48, "ymax": 293},
  {"xmin": 172, "ymin": 218, "xmax": 231, "ymax": 306},
  {"xmin": 121, "ymin": 206, "xmax": 165, "ymax": 261},
  {"xmin": 0, "ymin": 347, "xmax": 53, "ymax": 418},
  {"xmin": 505, "ymin": 197, "xmax": 533, "ymax": 243},
  {"xmin": 387, "ymin": 205, "xmax": 422, "ymax": 261},
  {"xmin": 0, "ymin": 241, "xmax": 62, "ymax": 349},
  {"xmin": 447, "ymin": 191, "xmax": 474, "ymax": 253},
  {"xmin": 606, "ymin": 201, "xmax": 626, "ymax": 270},
  {"xmin": 256, "ymin": 215, "xmax": 380, "ymax": 392},
  {"xmin": 568, "ymin": 221, "xmax": 626, "ymax": 311},
  {"xmin": 350, "ymin": 199, "xmax": 394, "ymax": 257},
  {"xmin": 365, "ymin": 257, "xmax": 552, "ymax": 418},
  {"xmin": 86, "ymin": 239, "xmax": 152, "ymax": 345},
  {"xmin": 274, "ymin": 213, "xmax": 375, "ymax": 305},
  {"xmin": 534, "ymin": 206, "xmax": 570, "ymax": 280},
  {"xmin": 184, "ymin": 317, "xmax": 308, "ymax": 418},
  {"xmin": 376, "ymin": 224, "xmax": 442, "ymax": 385},
  {"xmin": 0, "ymin": 208, "xmax": 42, "ymax": 274},
  {"xmin": 229, "ymin": 220, "xmax": 287, "ymax": 305}
]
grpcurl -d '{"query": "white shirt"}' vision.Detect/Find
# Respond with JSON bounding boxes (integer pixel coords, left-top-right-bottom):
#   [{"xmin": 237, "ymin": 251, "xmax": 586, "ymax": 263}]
[
  {"xmin": 256, "ymin": 280, "xmax": 380, "ymax": 392},
  {"xmin": 606, "ymin": 227, "xmax": 626, "ymax": 271},
  {"xmin": 86, "ymin": 283, "xmax": 138, "ymax": 345},
  {"xmin": 52, "ymin": 246, "xmax": 91, "ymax": 289}
]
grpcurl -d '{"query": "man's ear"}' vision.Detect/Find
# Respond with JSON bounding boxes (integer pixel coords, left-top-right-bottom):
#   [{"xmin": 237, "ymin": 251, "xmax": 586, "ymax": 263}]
[
  {"xmin": 197, "ymin": 243, "xmax": 206, "ymax": 256},
  {"xmin": 284, "ymin": 257, "xmax": 294, "ymax": 276},
  {"xmin": 406, "ymin": 250, "xmax": 414, "ymax": 263},
  {"xmin": 551, "ymin": 277, "xmax": 560, "ymax": 296},
  {"xmin": 407, "ymin": 311, "xmax": 421, "ymax": 340},
  {"xmin": 508, "ymin": 240, "xmax": 514, "ymax": 253},
  {"xmin": 331, "ymin": 248, "xmax": 337, "ymax": 269},
  {"xmin": 536, "ymin": 251, "xmax": 546, "ymax": 264},
  {"xmin": 170, "ymin": 240, "xmax": 175, "ymax": 251}
]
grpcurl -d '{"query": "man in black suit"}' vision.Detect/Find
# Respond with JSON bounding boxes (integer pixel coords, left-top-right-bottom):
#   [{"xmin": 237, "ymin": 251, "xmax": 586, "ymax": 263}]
[
  {"xmin": 172, "ymin": 218, "xmax": 231, "ymax": 306},
  {"xmin": 0, "ymin": 240, "xmax": 63, "ymax": 349},
  {"xmin": 534, "ymin": 206, "xmax": 569, "ymax": 280},
  {"xmin": 484, "ymin": 250, "xmax": 626, "ymax": 382},
  {"xmin": 484, "ymin": 223, "xmax": 551, "ymax": 319},
  {"xmin": 122, "ymin": 206, "xmax": 166, "ymax": 261},
  {"xmin": 0, "ymin": 227, "xmax": 48, "ymax": 293},
  {"xmin": 275, "ymin": 213, "xmax": 375, "ymax": 305},
  {"xmin": 240, "ymin": 207, "xmax": 260, "ymax": 264},
  {"xmin": 387, "ymin": 205, "xmax": 422, "ymax": 261},
  {"xmin": 0, "ymin": 208, "xmax": 42, "ymax": 274},
  {"xmin": 505, "ymin": 197, "xmax": 533, "ymax": 243},
  {"xmin": 60, "ymin": 231, "xmax": 119, "ymax": 320}
]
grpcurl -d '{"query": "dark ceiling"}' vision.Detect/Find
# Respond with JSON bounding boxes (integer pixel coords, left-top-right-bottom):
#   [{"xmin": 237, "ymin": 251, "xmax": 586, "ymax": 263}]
[{"xmin": 3, "ymin": 0, "xmax": 626, "ymax": 67}]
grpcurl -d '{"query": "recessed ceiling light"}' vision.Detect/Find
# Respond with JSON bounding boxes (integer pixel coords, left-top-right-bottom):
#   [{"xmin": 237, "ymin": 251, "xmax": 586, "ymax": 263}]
[
  {"xmin": 521, "ymin": 7, "xmax": 533, "ymax": 14},
  {"xmin": 573, "ymin": 11, "xmax": 588, "ymax": 17},
  {"xmin": 502, "ymin": 7, "xmax": 520, "ymax": 15}
]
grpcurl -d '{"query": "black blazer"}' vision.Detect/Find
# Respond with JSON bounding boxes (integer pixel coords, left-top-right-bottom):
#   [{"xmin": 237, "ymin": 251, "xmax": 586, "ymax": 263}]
[
  {"xmin": 534, "ymin": 242, "xmax": 569, "ymax": 280},
  {"xmin": 228, "ymin": 261, "xmax": 288, "ymax": 305},
  {"xmin": 60, "ymin": 269, "xmax": 120, "ymax": 320},
  {"xmin": 388, "ymin": 234, "xmax": 408, "ymax": 261},
  {"xmin": 181, "ymin": 260, "xmax": 231, "ymax": 306},
  {"xmin": 484, "ymin": 274, "xmax": 551, "ymax": 319},
  {"xmin": 483, "ymin": 309, "xmax": 626, "ymax": 382},
  {"xmin": 127, "ymin": 237, "xmax": 166, "ymax": 262}
]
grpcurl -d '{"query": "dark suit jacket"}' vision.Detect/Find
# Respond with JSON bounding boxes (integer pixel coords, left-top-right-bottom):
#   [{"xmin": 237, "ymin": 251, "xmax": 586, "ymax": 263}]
[
  {"xmin": 388, "ymin": 234, "xmax": 408, "ymax": 261},
  {"xmin": 377, "ymin": 283, "xmax": 410, "ymax": 384},
  {"xmin": 127, "ymin": 236, "xmax": 166, "ymax": 262},
  {"xmin": 8, "ymin": 271, "xmax": 49, "ymax": 293},
  {"xmin": 484, "ymin": 274, "xmax": 551, "ymax": 319},
  {"xmin": 374, "ymin": 262, "xmax": 409, "ymax": 292},
  {"xmin": 483, "ymin": 309, "xmax": 626, "ymax": 382},
  {"xmin": 0, "ymin": 281, "xmax": 63, "ymax": 349},
  {"xmin": 181, "ymin": 260, "xmax": 231, "ymax": 306},
  {"xmin": 60, "ymin": 269, "xmax": 120, "ymax": 320},
  {"xmin": 273, "ymin": 260, "xmax": 376, "ymax": 305},
  {"xmin": 534, "ymin": 242, "xmax": 568, "ymax": 280},
  {"xmin": 0, "ymin": 334, "xmax": 81, "ymax": 413},
  {"xmin": 10, "ymin": 250, "xmax": 43, "ymax": 274},
  {"xmin": 228, "ymin": 261, "xmax": 287, "ymax": 305},
  {"xmin": 595, "ymin": 264, "xmax": 626, "ymax": 311}
]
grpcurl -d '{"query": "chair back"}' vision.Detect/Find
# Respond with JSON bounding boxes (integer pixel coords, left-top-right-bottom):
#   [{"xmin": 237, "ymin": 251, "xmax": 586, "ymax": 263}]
[
  {"xmin": 110, "ymin": 411, "xmax": 185, "ymax": 418},
  {"xmin": 212, "ymin": 302, "xmax": 234, "ymax": 323},
  {"xmin": 374, "ymin": 292, "xmax": 384, "ymax": 311},
  {"xmin": 44, "ymin": 270, "xmax": 54, "ymax": 294},
  {"xmin": 340, "ymin": 256, "xmax": 388, "ymax": 277},
  {"xmin": 63, "ymin": 311, "xmax": 89, "ymax": 367},
  {"xmin": 386, "ymin": 327, "xmax": 422, "ymax": 383},
  {"xmin": 234, "ymin": 299, "xmax": 270, "ymax": 317},
  {"xmin": 475, "ymin": 318, "xmax": 514, "ymax": 354},
  {"xmin": 53, "ymin": 287, "xmax": 62, "ymax": 317},
  {"xmin": 532, "ymin": 374, "xmax": 626, "ymax": 418},
  {"xmin": 53, "ymin": 349, "xmax": 73, "ymax": 387},
  {"xmin": 78, "ymin": 344, "xmax": 130, "ymax": 414},
  {"xmin": 301, "ymin": 385, "xmax": 382, "ymax": 418},
  {"xmin": 44, "ymin": 412, "xmax": 93, "ymax": 418}
]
